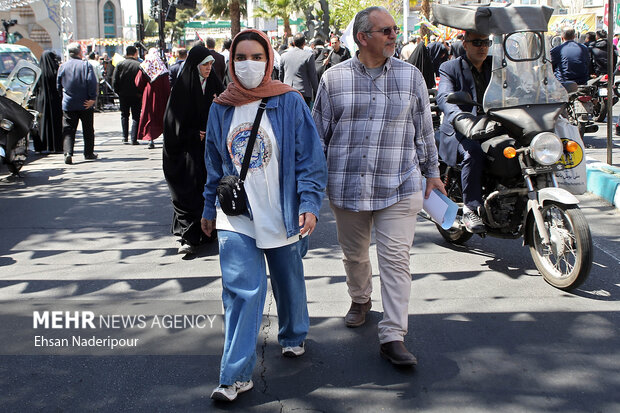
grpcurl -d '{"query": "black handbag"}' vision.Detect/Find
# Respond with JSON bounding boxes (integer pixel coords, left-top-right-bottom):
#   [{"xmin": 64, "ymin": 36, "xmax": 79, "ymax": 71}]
[{"xmin": 216, "ymin": 98, "xmax": 268, "ymax": 216}]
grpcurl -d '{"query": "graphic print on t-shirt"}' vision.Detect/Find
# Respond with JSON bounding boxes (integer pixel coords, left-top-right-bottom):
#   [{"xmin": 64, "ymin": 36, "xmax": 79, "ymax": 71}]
[{"xmin": 227, "ymin": 122, "xmax": 272, "ymax": 172}]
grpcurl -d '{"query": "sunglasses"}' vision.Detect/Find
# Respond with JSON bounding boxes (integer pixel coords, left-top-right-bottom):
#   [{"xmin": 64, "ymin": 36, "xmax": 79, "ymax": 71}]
[
  {"xmin": 466, "ymin": 39, "xmax": 493, "ymax": 47},
  {"xmin": 366, "ymin": 26, "xmax": 400, "ymax": 36}
]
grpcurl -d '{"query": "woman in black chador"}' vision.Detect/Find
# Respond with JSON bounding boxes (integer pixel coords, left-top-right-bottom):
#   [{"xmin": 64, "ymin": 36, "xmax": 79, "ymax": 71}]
[
  {"xmin": 163, "ymin": 46, "xmax": 225, "ymax": 255},
  {"xmin": 32, "ymin": 51, "xmax": 63, "ymax": 153}
]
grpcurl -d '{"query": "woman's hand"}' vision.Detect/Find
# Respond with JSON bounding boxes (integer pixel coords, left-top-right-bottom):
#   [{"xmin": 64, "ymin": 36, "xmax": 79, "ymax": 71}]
[
  {"xmin": 299, "ymin": 212, "xmax": 317, "ymax": 237},
  {"xmin": 201, "ymin": 218, "xmax": 215, "ymax": 237},
  {"xmin": 199, "ymin": 130, "xmax": 206, "ymax": 141}
]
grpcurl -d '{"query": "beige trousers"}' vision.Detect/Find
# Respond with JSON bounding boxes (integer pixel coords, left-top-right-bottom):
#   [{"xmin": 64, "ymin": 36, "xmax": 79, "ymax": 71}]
[{"xmin": 330, "ymin": 192, "xmax": 423, "ymax": 344}]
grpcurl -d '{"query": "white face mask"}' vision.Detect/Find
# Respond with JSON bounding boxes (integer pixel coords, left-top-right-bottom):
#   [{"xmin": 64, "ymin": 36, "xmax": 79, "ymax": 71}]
[{"xmin": 234, "ymin": 60, "xmax": 266, "ymax": 89}]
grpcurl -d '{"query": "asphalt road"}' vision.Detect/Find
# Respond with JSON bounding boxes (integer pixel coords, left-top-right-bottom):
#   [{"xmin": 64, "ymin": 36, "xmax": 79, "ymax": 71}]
[{"xmin": 0, "ymin": 111, "xmax": 619, "ymax": 412}]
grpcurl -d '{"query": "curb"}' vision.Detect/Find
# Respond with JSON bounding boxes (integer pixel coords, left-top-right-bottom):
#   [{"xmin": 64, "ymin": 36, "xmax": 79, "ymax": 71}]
[{"xmin": 586, "ymin": 158, "xmax": 620, "ymax": 210}]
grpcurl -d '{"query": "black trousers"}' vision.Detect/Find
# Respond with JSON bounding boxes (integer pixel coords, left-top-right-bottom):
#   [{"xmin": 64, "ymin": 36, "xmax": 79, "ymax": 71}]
[
  {"xmin": 62, "ymin": 109, "xmax": 95, "ymax": 156},
  {"xmin": 119, "ymin": 95, "xmax": 142, "ymax": 121},
  {"xmin": 119, "ymin": 95, "xmax": 142, "ymax": 141}
]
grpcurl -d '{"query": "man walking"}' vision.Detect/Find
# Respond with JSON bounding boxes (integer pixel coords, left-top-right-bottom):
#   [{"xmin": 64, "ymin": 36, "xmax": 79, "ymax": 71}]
[
  {"xmin": 312, "ymin": 6, "xmax": 445, "ymax": 367},
  {"xmin": 168, "ymin": 47, "xmax": 187, "ymax": 88},
  {"xmin": 206, "ymin": 37, "xmax": 226, "ymax": 81},
  {"xmin": 112, "ymin": 45, "xmax": 143, "ymax": 145},
  {"xmin": 280, "ymin": 33, "xmax": 319, "ymax": 106},
  {"xmin": 57, "ymin": 43, "xmax": 98, "ymax": 164}
]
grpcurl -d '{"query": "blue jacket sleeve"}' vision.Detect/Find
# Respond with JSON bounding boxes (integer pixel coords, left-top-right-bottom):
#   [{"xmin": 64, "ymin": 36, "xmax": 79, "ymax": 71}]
[
  {"xmin": 293, "ymin": 94, "xmax": 327, "ymax": 219},
  {"xmin": 202, "ymin": 104, "xmax": 224, "ymax": 221}
]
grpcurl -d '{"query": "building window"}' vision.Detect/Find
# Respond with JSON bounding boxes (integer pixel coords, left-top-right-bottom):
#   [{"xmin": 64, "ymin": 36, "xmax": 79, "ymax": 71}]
[{"xmin": 103, "ymin": 2, "xmax": 116, "ymax": 38}]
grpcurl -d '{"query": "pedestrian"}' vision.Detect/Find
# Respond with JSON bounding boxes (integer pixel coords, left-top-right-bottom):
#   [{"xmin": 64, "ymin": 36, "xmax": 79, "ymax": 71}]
[
  {"xmin": 589, "ymin": 30, "xmax": 617, "ymax": 76},
  {"xmin": 550, "ymin": 28, "xmax": 591, "ymax": 85},
  {"xmin": 206, "ymin": 37, "xmax": 226, "ymax": 81},
  {"xmin": 168, "ymin": 47, "xmax": 187, "ymax": 89},
  {"xmin": 408, "ymin": 36, "xmax": 436, "ymax": 89},
  {"xmin": 316, "ymin": 34, "xmax": 351, "ymax": 80},
  {"xmin": 400, "ymin": 35, "xmax": 416, "ymax": 61},
  {"xmin": 112, "ymin": 45, "xmax": 143, "ymax": 145},
  {"xmin": 135, "ymin": 48, "xmax": 170, "ymax": 149},
  {"xmin": 163, "ymin": 46, "xmax": 224, "ymax": 255},
  {"xmin": 450, "ymin": 33, "xmax": 466, "ymax": 59},
  {"xmin": 57, "ymin": 42, "xmax": 98, "ymax": 165},
  {"xmin": 201, "ymin": 29, "xmax": 327, "ymax": 402},
  {"xmin": 313, "ymin": 6, "xmax": 445, "ymax": 367},
  {"xmin": 32, "ymin": 50, "xmax": 63, "ymax": 154},
  {"xmin": 428, "ymin": 36, "xmax": 449, "ymax": 77},
  {"xmin": 279, "ymin": 33, "xmax": 319, "ymax": 106}
]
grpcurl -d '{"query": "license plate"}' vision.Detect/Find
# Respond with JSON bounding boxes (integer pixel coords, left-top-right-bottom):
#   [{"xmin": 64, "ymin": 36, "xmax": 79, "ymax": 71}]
[{"xmin": 600, "ymin": 88, "xmax": 608, "ymax": 96}]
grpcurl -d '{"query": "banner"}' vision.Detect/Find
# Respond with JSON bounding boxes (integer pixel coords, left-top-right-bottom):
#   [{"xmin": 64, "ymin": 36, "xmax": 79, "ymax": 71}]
[{"xmin": 548, "ymin": 14, "xmax": 596, "ymax": 34}]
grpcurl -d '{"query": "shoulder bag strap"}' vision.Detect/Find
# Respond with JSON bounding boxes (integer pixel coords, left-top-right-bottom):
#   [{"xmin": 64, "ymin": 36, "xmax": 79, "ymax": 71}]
[{"xmin": 239, "ymin": 97, "xmax": 268, "ymax": 181}]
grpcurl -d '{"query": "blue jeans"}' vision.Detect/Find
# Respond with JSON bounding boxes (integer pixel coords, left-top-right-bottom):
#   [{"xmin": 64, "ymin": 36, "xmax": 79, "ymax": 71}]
[{"xmin": 217, "ymin": 230, "xmax": 309, "ymax": 385}]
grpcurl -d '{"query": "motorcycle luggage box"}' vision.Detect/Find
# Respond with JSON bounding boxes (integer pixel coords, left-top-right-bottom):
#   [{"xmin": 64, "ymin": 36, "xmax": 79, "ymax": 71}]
[{"xmin": 481, "ymin": 135, "xmax": 521, "ymax": 178}]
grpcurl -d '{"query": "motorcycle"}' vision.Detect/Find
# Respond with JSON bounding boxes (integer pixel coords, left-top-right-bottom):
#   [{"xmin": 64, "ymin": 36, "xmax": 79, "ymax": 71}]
[
  {"xmin": 430, "ymin": 4, "xmax": 593, "ymax": 290},
  {"xmin": 589, "ymin": 74, "xmax": 618, "ymax": 122},
  {"xmin": 0, "ymin": 60, "xmax": 40, "ymax": 175},
  {"xmin": 563, "ymin": 82, "xmax": 599, "ymax": 137}
]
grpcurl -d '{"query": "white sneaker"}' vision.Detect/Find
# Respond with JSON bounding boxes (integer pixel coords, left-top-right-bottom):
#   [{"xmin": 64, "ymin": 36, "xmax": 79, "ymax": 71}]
[
  {"xmin": 177, "ymin": 243, "xmax": 197, "ymax": 255},
  {"xmin": 210, "ymin": 380, "xmax": 253, "ymax": 402},
  {"xmin": 282, "ymin": 342, "xmax": 305, "ymax": 357}
]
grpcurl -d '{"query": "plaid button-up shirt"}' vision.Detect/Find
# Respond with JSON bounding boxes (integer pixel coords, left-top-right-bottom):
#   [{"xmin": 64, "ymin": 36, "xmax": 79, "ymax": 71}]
[{"xmin": 312, "ymin": 54, "xmax": 440, "ymax": 211}]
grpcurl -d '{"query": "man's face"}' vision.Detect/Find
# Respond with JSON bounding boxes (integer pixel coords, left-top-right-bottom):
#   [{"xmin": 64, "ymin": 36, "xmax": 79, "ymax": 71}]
[
  {"xmin": 359, "ymin": 10, "xmax": 398, "ymax": 59},
  {"xmin": 330, "ymin": 38, "xmax": 340, "ymax": 51},
  {"xmin": 463, "ymin": 33, "xmax": 491, "ymax": 67}
]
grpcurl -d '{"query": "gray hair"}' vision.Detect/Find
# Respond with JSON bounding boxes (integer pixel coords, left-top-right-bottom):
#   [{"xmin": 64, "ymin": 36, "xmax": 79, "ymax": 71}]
[
  {"xmin": 67, "ymin": 42, "xmax": 82, "ymax": 58},
  {"xmin": 353, "ymin": 6, "xmax": 389, "ymax": 47}
]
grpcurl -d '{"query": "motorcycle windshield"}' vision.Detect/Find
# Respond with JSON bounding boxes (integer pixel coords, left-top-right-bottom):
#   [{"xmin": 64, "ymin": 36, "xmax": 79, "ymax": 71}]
[{"xmin": 483, "ymin": 32, "xmax": 568, "ymax": 112}]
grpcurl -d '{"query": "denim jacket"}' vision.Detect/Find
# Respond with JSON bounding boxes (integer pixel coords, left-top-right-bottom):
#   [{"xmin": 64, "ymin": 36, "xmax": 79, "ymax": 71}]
[{"xmin": 202, "ymin": 91, "xmax": 327, "ymax": 238}]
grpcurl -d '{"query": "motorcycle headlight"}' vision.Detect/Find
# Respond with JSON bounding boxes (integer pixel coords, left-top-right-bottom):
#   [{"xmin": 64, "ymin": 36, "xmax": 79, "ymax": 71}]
[
  {"xmin": 0, "ymin": 118, "xmax": 13, "ymax": 132},
  {"xmin": 529, "ymin": 132, "xmax": 563, "ymax": 165}
]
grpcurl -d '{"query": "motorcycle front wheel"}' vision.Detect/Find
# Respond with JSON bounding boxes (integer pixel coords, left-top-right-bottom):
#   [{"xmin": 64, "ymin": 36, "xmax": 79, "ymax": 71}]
[{"xmin": 527, "ymin": 202, "xmax": 592, "ymax": 290}]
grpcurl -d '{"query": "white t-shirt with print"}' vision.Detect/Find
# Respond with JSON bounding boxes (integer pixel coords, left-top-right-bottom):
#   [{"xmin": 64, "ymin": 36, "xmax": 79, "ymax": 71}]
[{"xmin": 216, "ymin": 100, "xmax": 299, "ymax": 249}]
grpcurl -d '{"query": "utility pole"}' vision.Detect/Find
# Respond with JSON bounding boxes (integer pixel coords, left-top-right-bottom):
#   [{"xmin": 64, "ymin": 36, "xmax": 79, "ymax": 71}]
[
  {"xmin": 606, "ymin": 0, "xmax": 614, "ymax": 165},
  {"xmin": 136, "ymin": 0, "xmax": 145, "ymax": 57}
]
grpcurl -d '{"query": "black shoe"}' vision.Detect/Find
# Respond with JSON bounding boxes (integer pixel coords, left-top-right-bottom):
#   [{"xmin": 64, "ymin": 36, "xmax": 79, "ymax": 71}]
[
  {"xmin": 123, "ymin": 138, "xmax": 129, "ymax": 144},
  {"xmin": 380, "ymin": 341, "xmax": 418, "ymax": 366},
  {"xmin": 148, "ymin": 141, "xmax": 155, "ymax": 149},
  {"xmin": 463, "ymin": 211, "xmax": 485, "ymax": 234},
  {"xmin": 131, "ymin": 140, "xmax": 139, "ymax": 145},
  {"xmin": 84, "ymin": 153, "xmax": 98, "ymax": 160},
  {"xmin": 64, "ymin": 154, "xmax": 72, "ymax": 165}
]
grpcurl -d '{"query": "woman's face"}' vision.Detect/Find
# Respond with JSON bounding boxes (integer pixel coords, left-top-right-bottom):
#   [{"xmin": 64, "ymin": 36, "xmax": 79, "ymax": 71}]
[
  {"xmin": 233, "ymin": 40, "xmax": 267, "ymax": 63},
  {"xmin": 199, "ymin": 60, "xmax": 213, "ymax": 78}
]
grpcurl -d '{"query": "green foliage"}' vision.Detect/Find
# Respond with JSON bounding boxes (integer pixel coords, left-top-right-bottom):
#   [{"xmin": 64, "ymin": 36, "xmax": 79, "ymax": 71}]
[
  {"xmin": 165, "ymin": 8, "xmax": 197, "ymax": 43},
  {"xmin": 329, "ymin": 0, "xmax": 401, "ymax": 31},
  {"xmin": 201, "ymin": 0, "xmax": 246, "ymax": 19}
]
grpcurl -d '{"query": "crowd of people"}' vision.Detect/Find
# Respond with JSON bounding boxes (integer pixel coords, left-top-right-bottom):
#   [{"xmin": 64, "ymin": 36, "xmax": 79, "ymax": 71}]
[{"xmin": 29, "ymin": 7, "xmax": 619, "ymax": 404}]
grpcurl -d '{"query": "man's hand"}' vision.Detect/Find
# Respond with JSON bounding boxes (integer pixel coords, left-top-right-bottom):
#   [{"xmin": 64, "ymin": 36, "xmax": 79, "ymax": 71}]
[
  {"xmin": 453, "ymin": 113, "xmax": 501, "ymax": 140},
  {"xmin": 84, "ymin": 100, "xmax": 96, "ymax": 109},
  {"xmin": 201, "ymin": 218, "xmax": 215, "ymax": 237},
  {"xmin": 199, "ymin": 130, "xmax": 206, "ymax": 141},
  {"xmin": 425, "ymin": 177, "xmax": 447, "ymax": 199},
  {"xmin": 299, "ymin": 212, "xmax": 317, "ymax": 237}
]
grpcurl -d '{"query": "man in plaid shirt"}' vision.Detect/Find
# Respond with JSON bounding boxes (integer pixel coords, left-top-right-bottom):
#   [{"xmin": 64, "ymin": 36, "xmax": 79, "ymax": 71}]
[{"xmin": 312, "ymin": 6, "xmax": 445, "ymax": 367}]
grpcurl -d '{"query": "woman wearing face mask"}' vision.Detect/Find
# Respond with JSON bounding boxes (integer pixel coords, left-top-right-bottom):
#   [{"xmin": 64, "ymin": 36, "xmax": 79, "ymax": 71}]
[
  {"xmin": 163, "ymin": 46, "xmax": 225, "ymax": 255},
  {"xmin": 200, "ymin": 29, "xmax": 327, "ymax": 402}
]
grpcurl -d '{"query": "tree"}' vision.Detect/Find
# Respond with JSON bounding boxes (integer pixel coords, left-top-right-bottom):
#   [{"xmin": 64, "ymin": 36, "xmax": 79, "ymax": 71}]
[
  {"xmin": 201, "ymin": 0, "xmax": 245, "ymax": 37},
  {"xmin": 166, "ymin": 8, "xmax": 198, "ymax": 44},
  {"xmin": 329, "ymin": 0, "xmax": 398, "ymax": 32},
  {"xmin": 254, "ymin": 0, "xmax": 307, "ymax": 38}
]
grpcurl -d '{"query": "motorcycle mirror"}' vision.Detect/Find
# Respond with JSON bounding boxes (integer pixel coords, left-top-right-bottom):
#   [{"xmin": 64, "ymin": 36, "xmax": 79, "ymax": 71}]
[
  {"xmin": 16, "ymin": 68, "xmax": 36, "ymax": 86},
  {"xmin": 446, "ymin": 91, "xmax": 481, "ymax": 107}
]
